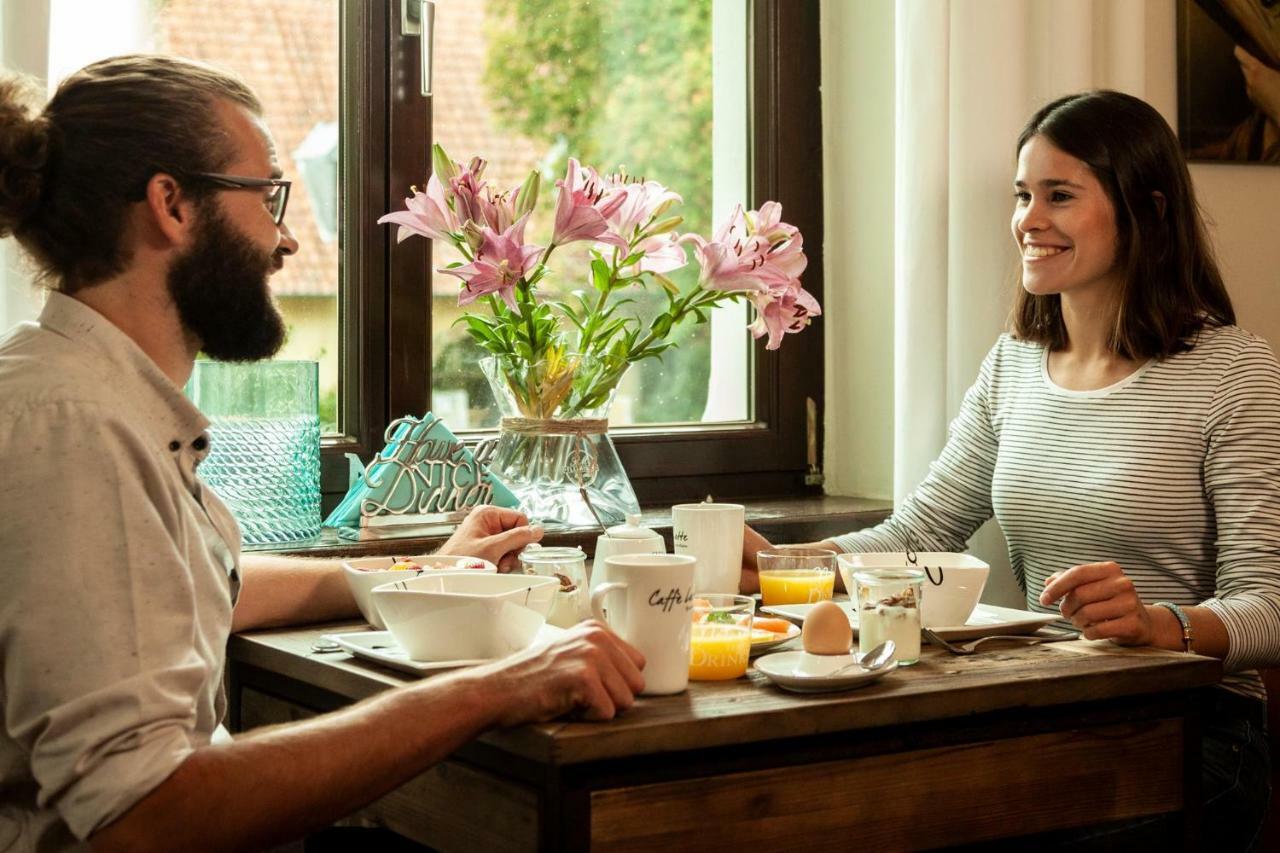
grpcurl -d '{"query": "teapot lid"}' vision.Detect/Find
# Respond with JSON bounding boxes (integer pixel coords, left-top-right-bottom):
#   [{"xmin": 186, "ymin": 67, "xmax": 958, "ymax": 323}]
[{"xmin": 605, "ymin": 513, "xmax": 659, "ymax": 540}]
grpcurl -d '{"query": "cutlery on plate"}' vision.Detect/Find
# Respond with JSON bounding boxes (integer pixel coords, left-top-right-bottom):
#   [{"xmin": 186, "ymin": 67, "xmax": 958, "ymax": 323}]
[{"xmin": 923, "ymin": 629, "xmax": 1080, "ymax": 655}]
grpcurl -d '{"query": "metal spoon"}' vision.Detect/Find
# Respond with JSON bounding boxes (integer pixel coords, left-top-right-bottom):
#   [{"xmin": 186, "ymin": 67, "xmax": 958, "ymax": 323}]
[{"xmin": 796, "ymin": 640, "xmax": 896, "ymax": 678}]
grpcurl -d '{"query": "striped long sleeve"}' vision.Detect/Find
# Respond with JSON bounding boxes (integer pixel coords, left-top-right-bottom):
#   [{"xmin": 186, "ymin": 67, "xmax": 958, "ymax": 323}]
[
  {"xmin": 832, "ymin": 327, "xmax": 1280, "ymax": 698},
  {"xmin": 831, "ymin": 351, "xmax": 998, "ymax": 554}
]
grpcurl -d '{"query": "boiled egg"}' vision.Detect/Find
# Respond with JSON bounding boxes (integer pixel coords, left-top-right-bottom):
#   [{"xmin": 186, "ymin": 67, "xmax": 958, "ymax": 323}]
[{"xmin": 801, "ymin": 600, "xmax": 853, "ymax": 655}]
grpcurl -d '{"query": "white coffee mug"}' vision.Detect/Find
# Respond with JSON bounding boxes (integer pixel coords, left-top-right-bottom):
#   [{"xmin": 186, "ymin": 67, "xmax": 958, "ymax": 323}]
[
  {"xmin": 590, "ymin": 553, "xmax": 696, "ymax": 696},
  {"xmin": 672, "ymin": 503, "xmax": 745, "ymax": 594}
]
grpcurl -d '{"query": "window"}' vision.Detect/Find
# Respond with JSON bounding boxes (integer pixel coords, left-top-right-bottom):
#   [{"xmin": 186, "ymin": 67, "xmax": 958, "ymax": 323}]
[
  {"xmin": 150, "ymin": 1, "xmax": 342, "ymax": 433},
  {"xmin": 417, "ymin": 0, "xmax": 826, "ymax": 505},
  {"xmin": 38, "ymin": 0, "xmax": 823, "ymax": 509},
  {"xmin": 429, "ymin": 0, "xmax": 752, "ymax": 430}
]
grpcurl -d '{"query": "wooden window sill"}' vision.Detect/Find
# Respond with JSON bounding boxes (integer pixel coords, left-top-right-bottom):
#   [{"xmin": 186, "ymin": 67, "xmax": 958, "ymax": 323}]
[{"xmin": 259, "ymin": 495, "xmax": 892, "ymax": 559}]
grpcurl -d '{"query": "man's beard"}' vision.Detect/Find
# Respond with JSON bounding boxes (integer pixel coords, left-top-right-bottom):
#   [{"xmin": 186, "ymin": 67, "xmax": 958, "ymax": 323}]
[{"xmin": 167, "ymin": 203, "xmax": 287, "ymax": 361}]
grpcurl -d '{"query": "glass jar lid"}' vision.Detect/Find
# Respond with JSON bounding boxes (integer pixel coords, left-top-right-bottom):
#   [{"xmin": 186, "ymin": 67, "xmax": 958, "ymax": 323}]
[
  {"xmin": 851, "ymin": 567, "xmax": 925, "ymax": 585},
  {"xmin": 519, "ymin": 545, "xmax": 587, "ymax": 566}
]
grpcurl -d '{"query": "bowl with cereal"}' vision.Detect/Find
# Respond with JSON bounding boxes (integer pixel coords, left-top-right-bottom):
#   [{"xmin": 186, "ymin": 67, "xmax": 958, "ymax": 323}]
[{"xmin": 341, "ymin": 554, "xmax": 497, "ymax": 629}]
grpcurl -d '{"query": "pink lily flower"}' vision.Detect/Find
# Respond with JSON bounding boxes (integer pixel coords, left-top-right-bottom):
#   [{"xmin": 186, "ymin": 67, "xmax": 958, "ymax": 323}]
[
  {"xmin": 449, "ymin": 156, "xmax": 491, "ymax": 231},
  {"xmin": 630, "ymin": 233, "xmax": 687, "ymax": 275},
  {"xmin": 604, "ymin": 179, "xmax": 683, "ymax": 242},
  {"xmin": 439, "ymin": 222, "xmax": 542, "ymax": 311},
  {"xmin": 686, "ymin": 202, "xmax": 808, "ymax": 293},
  {"xmin": 376, "ymin": 173, "xmax": 459, "ymax": 242},
  {"xmin": 749, "ymin": 200, "xmax": 799, "ymax": 243},
  {"xmin": 552, "ymin": 158, "xmax": 629, "ymax": 249},
  {"xmin": 749, "ymin": 283, "xmax": 822, "ymax": 350}
]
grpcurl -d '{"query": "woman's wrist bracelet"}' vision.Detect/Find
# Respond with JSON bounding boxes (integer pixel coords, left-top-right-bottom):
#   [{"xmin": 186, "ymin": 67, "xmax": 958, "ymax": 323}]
[{"xmin": 1152, "ymin": 601, "xmax": 1194, "ymax": 653}]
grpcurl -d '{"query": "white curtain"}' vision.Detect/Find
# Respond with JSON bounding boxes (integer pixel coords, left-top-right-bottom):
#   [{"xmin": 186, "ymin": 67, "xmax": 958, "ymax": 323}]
[{"xmin": 825, "ymin": 0, "xmax": 1154, "ymax": 606}]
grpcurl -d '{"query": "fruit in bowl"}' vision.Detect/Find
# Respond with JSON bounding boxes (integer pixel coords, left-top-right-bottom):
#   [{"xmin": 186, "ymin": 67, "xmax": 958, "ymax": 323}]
[
  {"xmin": 341, "ymin": 554, "xmax": 498, "ymax": 629},
  {"xmin": 371, "ymin": 573, "xmax": 560, "ymax": 661}
]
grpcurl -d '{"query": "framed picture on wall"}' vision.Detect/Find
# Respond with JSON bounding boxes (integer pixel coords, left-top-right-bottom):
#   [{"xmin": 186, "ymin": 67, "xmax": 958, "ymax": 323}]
[{"xmin": 1177, "ymin": 0, "xmax": 1280, "ymax": 163}]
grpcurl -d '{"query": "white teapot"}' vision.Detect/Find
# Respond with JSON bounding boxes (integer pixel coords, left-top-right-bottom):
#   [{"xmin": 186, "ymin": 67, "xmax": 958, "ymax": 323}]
[{"xmin": 590, "ymin": 514, "xmax": 666, "ymax": 593}]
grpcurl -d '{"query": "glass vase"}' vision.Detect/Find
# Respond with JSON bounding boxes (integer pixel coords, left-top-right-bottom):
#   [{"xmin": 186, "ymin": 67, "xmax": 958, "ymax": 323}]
[
  {"xmin": 479, "ymin": 356, "xmax": 640, "ymax": 528},
  {"xmin": 186, "ymin": 360, "xmax": 322, "ymax": 545}
]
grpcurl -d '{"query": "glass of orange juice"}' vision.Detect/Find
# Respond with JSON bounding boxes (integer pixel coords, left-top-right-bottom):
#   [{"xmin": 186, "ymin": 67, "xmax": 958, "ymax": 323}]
[
  {"xmin": 689, "ymin": 594, "xmax": 754, "ymax": 680},
  {"xmin": 757, "ymin": 547, "xmax": 837, "ymax": 605}
]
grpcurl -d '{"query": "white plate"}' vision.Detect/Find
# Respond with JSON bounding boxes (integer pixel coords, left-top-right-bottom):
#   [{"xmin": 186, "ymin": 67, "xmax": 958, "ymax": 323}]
[
  {"xmin": 749, "ymin": 623, "xmax": 802, "ymax": 655},
  {"xmin": 760, "ymin": 601, "xmax": 1062, "ymax": 642},
  {"xmin": 324, "ymin": 624, "xmax": 565, "ymax": 676},
  {"xmin": 754, "ymin": 650, "xmax": 898, "ymax": 694}
]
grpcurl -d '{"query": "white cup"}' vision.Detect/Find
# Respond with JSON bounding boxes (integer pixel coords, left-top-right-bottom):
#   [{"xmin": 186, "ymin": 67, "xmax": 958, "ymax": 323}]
[
  {"xmin": 590, "ymin": 553, "xmax": 696, "ymax": 695},
  {"xmin": 671, "ymin": 503, "xmax": 745, "ymax": 594}
]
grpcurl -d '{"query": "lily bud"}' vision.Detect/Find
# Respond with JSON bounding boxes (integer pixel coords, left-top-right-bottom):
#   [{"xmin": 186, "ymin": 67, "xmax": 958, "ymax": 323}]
[
  {"xmin": 646, "ymin": 215, "xmax": 683, "ymax": 236},
  {"xmin": 462, "ymin": 220, "xmax": 485, "ymax": 252},
  {"xmin": 652, "ymin": 198, "xmax": 678, "ymax": 219},
  {"xmin": 431, "ymin": 143, "xmax": 459, "ymax": 182},
  {"xmin": 515, "ymin": 170, "xmax": 540, "ymax": 218}
]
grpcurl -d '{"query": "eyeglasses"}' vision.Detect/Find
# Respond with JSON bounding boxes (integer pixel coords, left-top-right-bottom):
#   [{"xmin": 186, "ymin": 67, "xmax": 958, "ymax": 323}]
[{"xmin": 186, "ymin": 172, "xmax": 292, "ymax": 225}]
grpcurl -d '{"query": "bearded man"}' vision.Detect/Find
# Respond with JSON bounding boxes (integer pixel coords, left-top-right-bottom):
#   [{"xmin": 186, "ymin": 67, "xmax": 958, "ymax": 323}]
[{"xmin": 0, "ymin": 55, "xmax": 644, "ymax": 852}]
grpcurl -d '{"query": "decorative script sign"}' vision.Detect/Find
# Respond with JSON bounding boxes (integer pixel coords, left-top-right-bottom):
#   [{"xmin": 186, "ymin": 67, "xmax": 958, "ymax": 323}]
[{"xmin": 324, "ymin": 413, "xmax": 518, "ymax": 539}]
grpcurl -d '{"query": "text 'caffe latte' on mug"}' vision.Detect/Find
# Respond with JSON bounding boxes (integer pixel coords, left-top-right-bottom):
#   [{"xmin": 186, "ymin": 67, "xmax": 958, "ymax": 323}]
[{"xmin": 590, "ymin": 553, "xmax": 697, "ymax": 695}]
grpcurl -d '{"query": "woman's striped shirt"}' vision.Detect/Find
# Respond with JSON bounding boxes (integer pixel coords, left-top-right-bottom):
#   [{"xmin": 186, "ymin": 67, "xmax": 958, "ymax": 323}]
[{"xmin": 832, "ymin": 325, "xmax": 1280, "ymax": 700}]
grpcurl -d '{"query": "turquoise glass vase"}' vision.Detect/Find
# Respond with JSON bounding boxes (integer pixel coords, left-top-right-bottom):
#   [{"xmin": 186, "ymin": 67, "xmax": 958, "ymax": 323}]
[{"xmin": 186, "ymin": 360, "xmax": 322, "ymax": 545}]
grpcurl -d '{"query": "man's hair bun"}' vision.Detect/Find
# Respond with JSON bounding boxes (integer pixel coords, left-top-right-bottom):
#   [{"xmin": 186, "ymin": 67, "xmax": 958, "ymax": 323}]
[{"xmin": 0, "ymin": 76, "xmax": 51, "ymax": 239}]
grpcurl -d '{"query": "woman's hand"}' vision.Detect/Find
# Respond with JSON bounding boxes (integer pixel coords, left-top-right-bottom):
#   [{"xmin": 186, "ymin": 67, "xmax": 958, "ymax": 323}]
[
  {"xmin": 738, "ymin": 525, "xmax": 774, "ymax": 594},
  {"xmin": 1039, "ymin": 561, "xmax": 1156, "ymax": 645},
  {"xmin": 438, "ymin": 505, "xmax": 543, "ymax": 573}
]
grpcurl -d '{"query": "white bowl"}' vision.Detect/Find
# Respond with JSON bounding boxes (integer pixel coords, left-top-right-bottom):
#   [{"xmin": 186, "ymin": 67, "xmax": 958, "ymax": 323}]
[
  {"xmin": 371, "ymin": 573, "xmax": 560, "ymax": 661},
  {"xmin": 837, "ymin": 552, "xmax": 990, "ymax": 628},
  {"xmin": 341, "ymin": 554, "xmax": 498, "ymax": 629}
]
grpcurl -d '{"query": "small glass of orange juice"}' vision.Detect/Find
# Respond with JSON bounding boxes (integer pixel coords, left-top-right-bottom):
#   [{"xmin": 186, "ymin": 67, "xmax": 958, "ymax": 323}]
[
  {"xmin": 757, "ymin": 547, "xmax": 837, "ymax": 605},
  {"xmin": 689, "ymin": 594, "xmax": 754, "ymax": 680}
]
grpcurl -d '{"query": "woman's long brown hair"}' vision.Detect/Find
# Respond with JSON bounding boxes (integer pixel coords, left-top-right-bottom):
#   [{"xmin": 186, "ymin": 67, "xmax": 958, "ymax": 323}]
[{"xmin": 1011, "ymin": 90, "xmax": 1234, "ymax": 358}]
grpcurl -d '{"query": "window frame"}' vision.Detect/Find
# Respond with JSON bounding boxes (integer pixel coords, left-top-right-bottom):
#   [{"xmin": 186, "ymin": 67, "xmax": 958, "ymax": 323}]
[{"xmin": 321, "ymin": 0, "xmax": 823, "ymax": 509}]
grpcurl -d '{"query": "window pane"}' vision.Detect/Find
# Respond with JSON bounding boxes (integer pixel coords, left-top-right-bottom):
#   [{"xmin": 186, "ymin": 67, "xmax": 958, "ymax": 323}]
[
  {"xmin": 430, "ymin": 0, "xmax": 751, "ymax": 430},
  {"xmin": 151, "ymin": 0, "xmax": 342, "ymax": 434}
]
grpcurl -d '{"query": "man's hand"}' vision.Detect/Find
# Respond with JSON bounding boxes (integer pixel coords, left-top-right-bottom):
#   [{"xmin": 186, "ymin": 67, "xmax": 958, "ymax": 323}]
[
  {"xmin": 470, "ymin": 621, "xmax": 646, "ymax": 725},
  {"xmin": 439, "ymin": 505, "xmax": 543, "ymax": 572},
  {"xmin": 1039, "ymin": 561, "xmax": 1155, "ymax": 645}
]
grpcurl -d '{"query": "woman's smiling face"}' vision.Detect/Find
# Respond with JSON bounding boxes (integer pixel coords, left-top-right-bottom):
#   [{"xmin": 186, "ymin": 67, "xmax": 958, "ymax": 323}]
[{"xmin": 1012, "ymin": 135, "xmax": 1123, "ymax": 302}]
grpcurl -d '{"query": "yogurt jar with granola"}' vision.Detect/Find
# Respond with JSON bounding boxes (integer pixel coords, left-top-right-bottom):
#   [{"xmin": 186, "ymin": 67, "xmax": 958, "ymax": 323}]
[
  {"xmin": 520, "ymin": 545, "xmax": 590, "ymax": 626},
  {"xmin": 853, "ymin": 568, "xmax": 924, "ymax": 665}
]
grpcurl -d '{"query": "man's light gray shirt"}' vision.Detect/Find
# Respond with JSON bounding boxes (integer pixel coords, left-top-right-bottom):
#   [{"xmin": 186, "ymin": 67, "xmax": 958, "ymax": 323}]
[{"xmin": 0, "ymin": 293, "xmax": 240, "ymax": 850}]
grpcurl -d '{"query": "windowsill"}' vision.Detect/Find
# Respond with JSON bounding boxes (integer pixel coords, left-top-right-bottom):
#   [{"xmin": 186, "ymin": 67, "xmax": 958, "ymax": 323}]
[{"xmin": 260, "ymin": 495, "xmax": 892, "ymax": 559}]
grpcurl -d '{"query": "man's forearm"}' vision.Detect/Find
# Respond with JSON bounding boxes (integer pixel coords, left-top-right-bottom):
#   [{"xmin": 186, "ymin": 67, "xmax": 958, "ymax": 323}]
[
  {"xmin": 91, "ymin": 668, "xmax": 501, "ymax": 853},
  {"xmin": 232, "ymin": 554, "xmax": 358, "ymax": 632}
]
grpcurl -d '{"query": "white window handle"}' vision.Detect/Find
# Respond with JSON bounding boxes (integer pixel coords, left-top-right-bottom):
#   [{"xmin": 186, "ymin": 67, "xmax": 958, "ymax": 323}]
[{"xmin": 401, "ymin": 0, "xmax": 435, "ymax": 97}]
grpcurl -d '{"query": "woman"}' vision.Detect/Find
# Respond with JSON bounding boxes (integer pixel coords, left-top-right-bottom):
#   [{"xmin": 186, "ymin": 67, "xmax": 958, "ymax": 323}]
[{"xmin": 747, "ymin": 90, "xmax": 1279, "ymax": 848}]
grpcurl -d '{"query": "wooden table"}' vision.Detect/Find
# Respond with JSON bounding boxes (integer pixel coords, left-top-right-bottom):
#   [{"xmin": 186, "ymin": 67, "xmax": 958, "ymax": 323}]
[{"xmin": 228, "ymin": 623, "xmax": 1222, "ymax": 851}]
